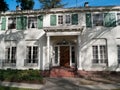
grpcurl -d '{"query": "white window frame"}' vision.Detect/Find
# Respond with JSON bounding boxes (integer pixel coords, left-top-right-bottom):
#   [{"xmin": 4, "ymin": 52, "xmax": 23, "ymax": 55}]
[
  {"xmin": 93, "ymin": 13, "xmax": 103, "ymax": 26},
  {"xmin": 28, "ymin": 16, "xmax": 37, "ymax": 29},
  {"xmin": 65, "ymin": 14, "xmax": 71, "ymax": 25},
  {"xmin": 58, "ymin": 15, "xmax": 63, "ymax": 25},
  {"xmin": 5, "ymin": 46, "xmax": 16, "ymax": 64},
  {"xmin": 92, "ymin": 45, "xmax": 107, "ymax": 64},
  {"xmin": 25, "ymin": 46, "xmax": 39, "ymax": 66}
]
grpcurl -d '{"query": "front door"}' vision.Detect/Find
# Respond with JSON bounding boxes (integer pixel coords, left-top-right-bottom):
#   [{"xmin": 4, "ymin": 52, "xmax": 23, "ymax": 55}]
[{"xmin": 60, "ymin": 46, "xmax": 70, "ymax": 67}]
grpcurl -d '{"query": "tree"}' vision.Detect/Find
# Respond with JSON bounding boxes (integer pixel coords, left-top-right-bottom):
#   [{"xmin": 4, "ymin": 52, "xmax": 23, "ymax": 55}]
[
  {"xmin": 39, "ymin": 0, "xmax": 65, "ymax": 9},
  {"xmin": 0, "ymin": 0, "xmax": 9, "ymax": 12},
  {"xmin": 16, "ymin": 0, "xmax": 34, "ymax": 10}
]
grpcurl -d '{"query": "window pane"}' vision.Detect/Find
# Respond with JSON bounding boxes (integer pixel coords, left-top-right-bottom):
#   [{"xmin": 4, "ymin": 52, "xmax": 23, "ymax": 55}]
[
  {"xmin": 58, "ymin": 15, "xmax": 63, "ymax": 24},
  {"xmin": 117, "ymin": 45, "xmax": 120, "ymax": 64},
  {"xmin": 26, "ymin": 46, "xmax": 32, "ymax": 63},
  {"xmin": 93, "ymin": 14, "xmax": 103, "ymax": 26},
  {"xmin": 100, "ymin": 45, "xmax": 107, "ymax": 63},
  {"xmin": 33, "ymin": 46, "xmax": 38, "ymax": 63},
  {"xmin": 55, "ymin": 46, "xmax": 58, "ymax": 64}
]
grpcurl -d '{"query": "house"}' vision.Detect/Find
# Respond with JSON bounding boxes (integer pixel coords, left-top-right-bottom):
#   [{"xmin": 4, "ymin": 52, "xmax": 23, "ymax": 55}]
[{"xmin": 0, "ymin": 5, "xmax": 120, "ymax": 71}]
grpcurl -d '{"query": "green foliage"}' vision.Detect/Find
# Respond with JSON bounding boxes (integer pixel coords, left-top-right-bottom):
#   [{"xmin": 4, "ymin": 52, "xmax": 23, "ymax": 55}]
[
  {"xmin": 16, "ymin": 0, "xmax": 34, "ymax": 10},
  {"xmin": 0, "ymin": 69, "xmax": 43, "ymax": 84},
  {"xmin": 0, "ymin": 0, "xmax": 9, "ymax": 12},
  {"xmin": 39, "ymin": 0, "xmax": 65, "ymax": 9}
]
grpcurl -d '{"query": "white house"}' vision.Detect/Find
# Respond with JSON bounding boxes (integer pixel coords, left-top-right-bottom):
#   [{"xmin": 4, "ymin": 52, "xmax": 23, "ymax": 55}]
[{"xmin": 0, "ymin": 6, "xmax": 120, "ymax": 71}]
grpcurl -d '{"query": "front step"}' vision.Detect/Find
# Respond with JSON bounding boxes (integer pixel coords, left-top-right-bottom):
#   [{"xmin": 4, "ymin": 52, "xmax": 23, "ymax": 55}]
[{"xmin": 50, "ymin": 67, "xmax": 76, "ymax": 77}]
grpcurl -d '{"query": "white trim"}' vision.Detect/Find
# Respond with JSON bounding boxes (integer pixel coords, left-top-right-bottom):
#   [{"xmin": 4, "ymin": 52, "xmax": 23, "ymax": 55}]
[{"xmin": 47, "ymin": 32, "xmax": 81, "ymax": 36}]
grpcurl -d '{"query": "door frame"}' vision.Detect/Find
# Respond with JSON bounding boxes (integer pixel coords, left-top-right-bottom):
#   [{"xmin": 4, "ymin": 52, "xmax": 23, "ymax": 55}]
[{"xmin": 53, "ymin": 45, "xmax": 76, "ymax": 67}]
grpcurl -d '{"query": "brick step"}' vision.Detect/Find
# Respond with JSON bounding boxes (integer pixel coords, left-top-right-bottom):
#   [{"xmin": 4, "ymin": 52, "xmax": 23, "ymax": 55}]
[{"xmin": 50, "ymin": 67, "xmax": 76, "ymax": 77}]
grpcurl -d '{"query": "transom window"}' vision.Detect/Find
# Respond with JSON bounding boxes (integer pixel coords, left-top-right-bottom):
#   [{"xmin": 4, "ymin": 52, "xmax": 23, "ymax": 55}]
[
  {"xmin": 93, "ymin": 14, "xmax": 103, "ymax": 26},
  {"xmin": 28, "ymin": 17, "xmax": 37, "ymax": 28},
  {"xmin": 92, "ymin": 45, "xmax": 107, "ymax": 64},
  {"xmin": 65, "ymin": 15, "xmax": 71, "ymax": 24},
  {"xmin": 8, "ymin": 17, "xmax": 16, "ymax": 29},
  {"xmin": 25, "ymin": 46, "xmax": 38, "ymax": 65},
  {"xmin": 117, "ymin": 13, "xmax": 120, "ymax": 25},
  {"xmin": 58, "ymin": 15, "xmax": 63, "ymax": 24},
  {"xmin": 117, "ymin": 45, "xmax": 120, "ymax": 64}
]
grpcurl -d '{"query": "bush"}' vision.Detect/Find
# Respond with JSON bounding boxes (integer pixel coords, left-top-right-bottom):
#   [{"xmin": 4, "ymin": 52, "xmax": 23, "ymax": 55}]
[{"xmin": 0, "ymin": 69, "xmax": 44, "ymax": 84}]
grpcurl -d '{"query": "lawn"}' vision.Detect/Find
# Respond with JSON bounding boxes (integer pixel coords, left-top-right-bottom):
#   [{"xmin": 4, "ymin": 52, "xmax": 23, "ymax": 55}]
[{"xmin": 0, "ymin": 85, "xmax": 38, "ymax": 90}]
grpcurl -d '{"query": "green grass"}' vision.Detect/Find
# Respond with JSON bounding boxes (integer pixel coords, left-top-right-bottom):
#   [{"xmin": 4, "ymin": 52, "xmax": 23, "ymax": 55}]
[{"xmin": 0, "ymin": 85, "xmax": 38, "ymax": 90}]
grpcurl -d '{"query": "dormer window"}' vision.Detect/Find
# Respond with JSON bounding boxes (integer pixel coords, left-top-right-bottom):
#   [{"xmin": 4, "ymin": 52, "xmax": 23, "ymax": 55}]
[
  {"xmin": 8, "ymin": 17, "xmax": 16, "ymax": 29},
  {"xmin": 66, "ymin": 15, "xmax": 71, "ymax": 24},
  {"xmin": 28, "ymin": 17, "xmax": 37, "ymax": 29}
]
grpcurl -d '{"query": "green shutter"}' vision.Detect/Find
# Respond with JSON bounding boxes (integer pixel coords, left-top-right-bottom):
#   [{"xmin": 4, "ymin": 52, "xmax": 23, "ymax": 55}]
[
  {"xmin": 38, "ymin": 15, "xmax": 43, "ymax": 29},
  {"xmin": 86, "ymin": 13, "xmax": 92, "ymax": 27},
  {"xmin": 50, "ymin": 15, "xmax": 56, "ymax": 26},
  {"xmin": 17, "ymin": 16, "xmax": 27, "ymax": 30},
  {"xmin": 72, "ymin": 14, "xmax": 78, "ymax": 25},
  {"xmin": 1, "ymin": 17, "xmax": 6, "ymax": 30},
  {"xmin": 104, "ymin": 13, "xmax": 116, "ymax": 27}
]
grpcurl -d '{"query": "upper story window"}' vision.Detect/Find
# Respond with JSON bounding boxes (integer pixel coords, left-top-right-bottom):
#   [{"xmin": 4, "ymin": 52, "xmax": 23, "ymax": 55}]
[
  {"xmin": 65, "ymin": 15, "xmax": 71, "ymax": 24},
  {"xmin": 28, "ymin": 17, "xmax": 37, "ymax": 29},
  {"xmin": 58, "ymin": 15, "xmax": 63, "ymax": 24},
  {"xmin": 117, "ymin": 13, "xmax": 120, "ymax": 25},
  {"xmin": 93, "ymin": 14, "xmax": 103, "ymax": 26},
  {"xmin": 8, "ymin": 17, "xmax": 16, "ymax": 29}
]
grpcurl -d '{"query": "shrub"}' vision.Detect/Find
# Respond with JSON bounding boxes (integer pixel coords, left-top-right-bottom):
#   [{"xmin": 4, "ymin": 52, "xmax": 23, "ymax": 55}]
[{"xmin": 0, "ymin": 69, "xmax": 43, "ymax": 84}]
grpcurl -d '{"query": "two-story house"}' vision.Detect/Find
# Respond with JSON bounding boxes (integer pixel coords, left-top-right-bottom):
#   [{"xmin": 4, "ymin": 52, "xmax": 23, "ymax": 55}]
[{"xmin": 0, "ymin": 6, "xmax": 120, "ymax": 71}]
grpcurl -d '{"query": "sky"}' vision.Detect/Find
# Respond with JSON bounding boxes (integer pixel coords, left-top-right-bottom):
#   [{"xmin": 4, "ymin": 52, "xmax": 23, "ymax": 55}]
[{"xmin": 5, "ymin": 0, "xmax": 120, "ymax": 11}]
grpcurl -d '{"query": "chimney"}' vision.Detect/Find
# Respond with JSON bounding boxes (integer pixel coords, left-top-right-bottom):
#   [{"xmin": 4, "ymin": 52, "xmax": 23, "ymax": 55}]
[
  {"xmin": 84, "ymin": 2, "xmax": 89, "ymax": 7},
  {"xmin": 16, "ymin": 5, "xmax": 21, "ymax": 11}
]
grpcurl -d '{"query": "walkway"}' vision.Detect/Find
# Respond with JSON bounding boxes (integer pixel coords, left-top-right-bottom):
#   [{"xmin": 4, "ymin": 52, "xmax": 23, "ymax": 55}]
[{"xmin": 0, "ymin": 78, "xmax": 120, "ymax": 90}]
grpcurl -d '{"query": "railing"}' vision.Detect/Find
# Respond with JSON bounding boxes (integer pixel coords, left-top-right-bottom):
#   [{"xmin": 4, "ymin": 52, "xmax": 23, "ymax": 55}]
[
  {"xmin": 24, "ymin": 59, "xmax": 38, "ymax": 66},
  {"xmin": 2, "ymin": 59, "xmax": 16, "ymax": 67}
]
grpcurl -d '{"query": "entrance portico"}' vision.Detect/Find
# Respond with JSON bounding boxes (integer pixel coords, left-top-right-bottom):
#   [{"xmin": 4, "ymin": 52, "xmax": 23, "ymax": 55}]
[{"xmin": 44, "ymin": 26, "xmax": 84, "ymax": 69}]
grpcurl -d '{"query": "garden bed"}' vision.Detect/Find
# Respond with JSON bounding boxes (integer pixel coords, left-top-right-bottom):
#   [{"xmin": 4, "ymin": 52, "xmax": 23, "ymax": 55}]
[{"xmin": 0, "ymin": 69, "xmax": 45, "ymax": 84}]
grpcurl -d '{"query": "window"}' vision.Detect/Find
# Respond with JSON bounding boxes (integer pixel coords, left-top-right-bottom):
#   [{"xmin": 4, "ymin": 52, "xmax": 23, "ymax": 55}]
[
  {"xmin": 8, "ymin": 17, "xmax": 16, "ymax": 29},
  {"xmin": 117, "ymin": 13, "xmax": 120, "ymax": 25},
  {"xmin": 54, "ymin": 46, "xmax": 58, "ymax": 64},
  {"xmin": 25, "ymin": 46, "xmax": 38, "ymax": 65},
  {"xmin": 4, "ymin": 47, "xmax": 16, "ymax": 66},
  {"xmin": 50, "ymin": 15, "xmax": 56, "ymax": 26},
  {"xmin": 58, "ymin": 15, "xmax": 63, "ymax": 24},
  {"xmin": 93, "ymin": 14, "xmax": 103, "ymax": 26},
  {"xmin": 28, "ymin": 17, "xmax": 37, "ymax": 28},
  {"xmin": 117, "ymin": 45, "xmax": 120, "ymax": 64},
  {"xmin": 92, "ymin": 45, "xmax": 107, "ymax": 64},
  {"xmin": 65, "ymin": 15, "xmax": 71, "ymax": 24}
]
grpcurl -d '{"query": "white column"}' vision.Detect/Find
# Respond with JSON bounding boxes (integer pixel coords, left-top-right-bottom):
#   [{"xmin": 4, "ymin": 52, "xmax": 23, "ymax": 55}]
[
  {"xmin": 47, "ymin": 36, "xmax": 50, "ymax": 68},
  {"xmin": 78, "ymin": 35, "xmax": 82, "ymax": 70}
]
